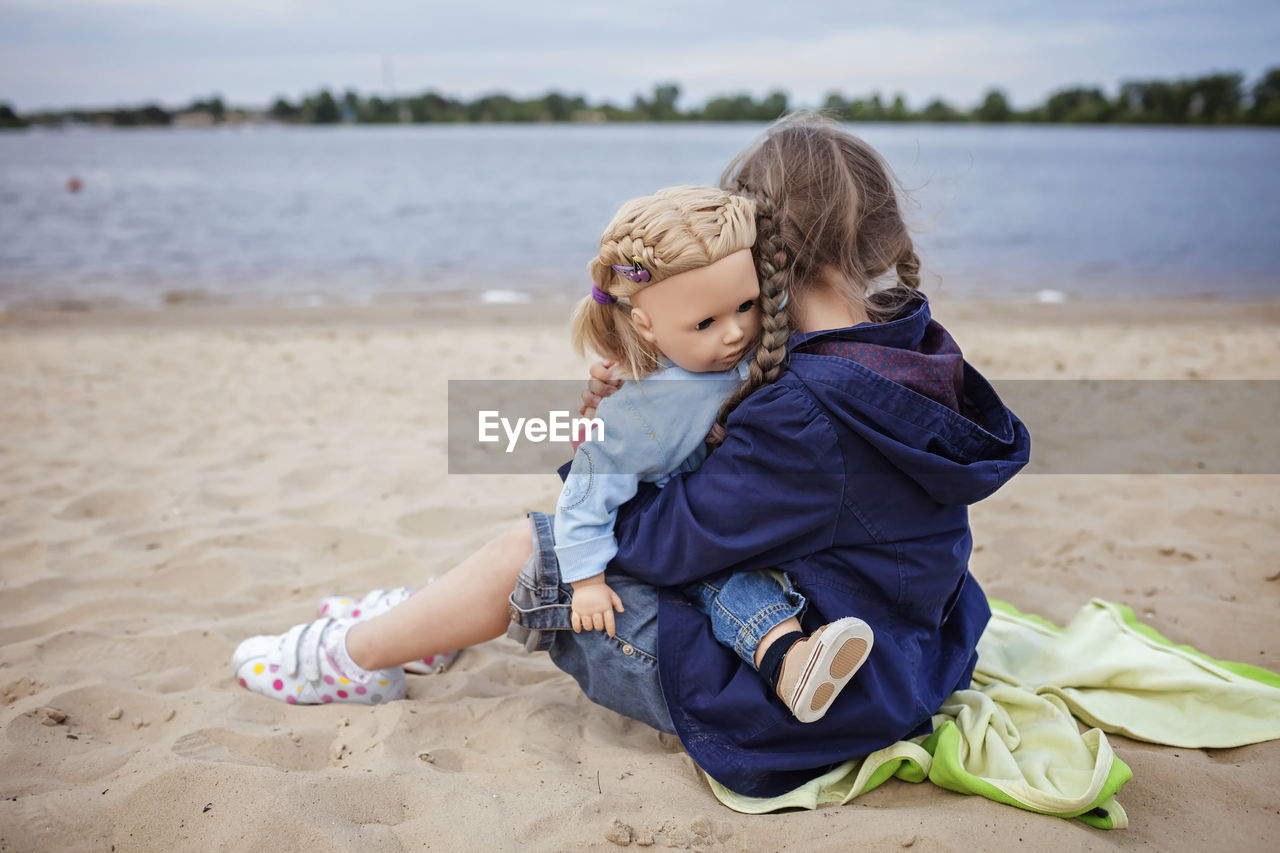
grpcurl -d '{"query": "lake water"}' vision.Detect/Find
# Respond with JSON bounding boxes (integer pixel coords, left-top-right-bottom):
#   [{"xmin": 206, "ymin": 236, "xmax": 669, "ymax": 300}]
[{"xmin": 1, "ymin": 123, "xmax": 1277, "ymax": 308}]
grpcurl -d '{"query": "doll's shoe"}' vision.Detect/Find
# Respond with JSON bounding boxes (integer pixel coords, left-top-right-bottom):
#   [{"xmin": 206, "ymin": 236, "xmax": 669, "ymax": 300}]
[
  {"xmin": 317, "ymin": 587, "xmax": 416, "ymax": 621},
  {"xmin": 232, "ymin": 617, "xmax": 405, "ymax": 705},
  {"xmin": 316, "ymin": 585, "xmax": 461, "ymax": 675},
  {"xmin": 777, "ymin": 617, "xmax": 874, "ymax": 724}
]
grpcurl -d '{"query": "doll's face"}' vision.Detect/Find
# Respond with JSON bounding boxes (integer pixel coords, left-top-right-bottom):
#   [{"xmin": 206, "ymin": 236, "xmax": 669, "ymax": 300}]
[{"xmin": 630, "ymin": 249, "xmax": 761, "ymax": 374}]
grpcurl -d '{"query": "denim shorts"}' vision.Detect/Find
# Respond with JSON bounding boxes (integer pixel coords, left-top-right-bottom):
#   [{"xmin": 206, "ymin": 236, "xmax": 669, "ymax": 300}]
[{"xmin": 506, "ymin": 512, "xmax": 675, "ymax": 734}]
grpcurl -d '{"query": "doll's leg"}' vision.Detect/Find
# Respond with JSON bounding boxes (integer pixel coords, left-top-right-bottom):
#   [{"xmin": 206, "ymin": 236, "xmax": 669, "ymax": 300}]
[
  {"xmin": 683, "ymin": 569, "xmax": 806, "ymax": 669},
  {"xmin": 684, "ymin": 570, "xmax": 875, "ymax": 723},
  {"xmin": 770, "ymin": 616, "xmax": 875, "ymax": 724}
]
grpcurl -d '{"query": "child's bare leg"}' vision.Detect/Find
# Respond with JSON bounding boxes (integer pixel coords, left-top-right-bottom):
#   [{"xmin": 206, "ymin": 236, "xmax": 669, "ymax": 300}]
[{"xmin": 346, "ymin": 518, "xmax": 531, "ymax": 670}]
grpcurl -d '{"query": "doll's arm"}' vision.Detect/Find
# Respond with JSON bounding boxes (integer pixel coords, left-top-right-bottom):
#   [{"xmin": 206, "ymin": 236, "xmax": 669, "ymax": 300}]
[
  {"xmin": 554, "ymin": 385, "xmax": 665, "ymax": 586},
  {"xmin": 569, "ymin": 574, "xmax": 625, "ymax": 636}
]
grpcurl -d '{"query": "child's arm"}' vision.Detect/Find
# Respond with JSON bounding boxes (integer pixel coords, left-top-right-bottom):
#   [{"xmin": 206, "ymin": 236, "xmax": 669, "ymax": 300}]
[
  {"xmin": 610, "ymin": 382, "xmax": 845, "ymax": 586},
  {"xmin": 569, "ymin": 574, "xmax": 625, "ymax": 636},
  {"xmin": 578, "ymin": 359, "xmax": 622, "ymax": 420}
]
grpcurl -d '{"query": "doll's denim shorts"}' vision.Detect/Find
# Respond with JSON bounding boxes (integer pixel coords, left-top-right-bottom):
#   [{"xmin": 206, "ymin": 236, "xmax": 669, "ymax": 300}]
[{"xmin": 506, "ymin": 512, "xmax": 675, "ymax": 734}]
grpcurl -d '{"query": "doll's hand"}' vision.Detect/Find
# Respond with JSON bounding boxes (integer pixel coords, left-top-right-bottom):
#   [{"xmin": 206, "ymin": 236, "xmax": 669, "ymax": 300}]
[
  {"xmin": 570, "ymin": 576, "xmax": 625, "ymax": 637},
  {"xmin": 577, "ymin": 359, "xmax": 623, "ymax": 420}
]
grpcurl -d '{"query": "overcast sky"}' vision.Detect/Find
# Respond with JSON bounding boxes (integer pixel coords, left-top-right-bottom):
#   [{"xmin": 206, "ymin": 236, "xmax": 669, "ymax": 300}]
[{"xmin": 2, "ymin": 0, "xmax": 1276, "ymax": 112}]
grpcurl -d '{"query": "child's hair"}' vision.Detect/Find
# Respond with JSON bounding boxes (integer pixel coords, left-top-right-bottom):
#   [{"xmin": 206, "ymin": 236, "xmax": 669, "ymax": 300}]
[
  {"xmin": 715, "ymin": 111, "xmax": 924, "ymax": 427},
  {"xmin": 573, "ymin": 185, "xmax": 757, "ymax": 379}
]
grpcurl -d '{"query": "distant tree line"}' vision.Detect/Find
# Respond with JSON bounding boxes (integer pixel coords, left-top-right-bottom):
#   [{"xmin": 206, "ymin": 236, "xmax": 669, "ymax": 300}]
[{"xmin": 4, "ymin": 68, "xmax": 1278, "ymax": 130}]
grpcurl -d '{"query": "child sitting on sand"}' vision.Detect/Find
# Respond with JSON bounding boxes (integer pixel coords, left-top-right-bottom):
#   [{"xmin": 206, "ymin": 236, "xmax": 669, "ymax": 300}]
[{"xmin": 232, "ymin": 114, "xmax": 1032, "ymax": 797}]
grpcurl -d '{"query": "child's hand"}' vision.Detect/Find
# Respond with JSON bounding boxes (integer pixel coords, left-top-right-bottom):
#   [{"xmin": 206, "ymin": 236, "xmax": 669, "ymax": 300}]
[
  {"xmin": 578, "ymin": 359, "xmax": 623, "ymax": 419},
  {"xmin": 570, "ymin": 576, "xmax": 625, "ymax": 637}
]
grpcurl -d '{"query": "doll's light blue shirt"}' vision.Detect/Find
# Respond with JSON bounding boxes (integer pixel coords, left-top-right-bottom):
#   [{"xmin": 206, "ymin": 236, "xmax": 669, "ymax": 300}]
[{"xmin": 553, "ymin": 359, "xmax": 751, "ymax": 584}]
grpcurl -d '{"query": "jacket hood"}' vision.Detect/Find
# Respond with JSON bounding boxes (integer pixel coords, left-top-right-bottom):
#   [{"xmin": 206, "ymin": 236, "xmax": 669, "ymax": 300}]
[{"xmin": 787, "ymin": 299, "xmax": 1030, "ymax": 506}]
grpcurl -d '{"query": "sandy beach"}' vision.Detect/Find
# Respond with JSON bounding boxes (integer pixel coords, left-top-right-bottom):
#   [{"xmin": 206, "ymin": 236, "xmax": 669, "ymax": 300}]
[{"xmin": 1, "ymin": 297, "xmax": 1277, "ymax": 852}]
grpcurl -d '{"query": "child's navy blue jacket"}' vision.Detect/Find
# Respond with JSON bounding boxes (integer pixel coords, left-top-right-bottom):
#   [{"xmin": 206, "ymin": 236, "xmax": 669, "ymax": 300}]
[{"xmin": 608, "ymin": 297, "xmax": 1031, "ymax": 798}]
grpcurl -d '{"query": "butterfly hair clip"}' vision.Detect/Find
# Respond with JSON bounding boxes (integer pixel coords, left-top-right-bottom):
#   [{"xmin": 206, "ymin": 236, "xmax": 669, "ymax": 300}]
[{"xmin": 610, "ymin": 255, "xmax": 651, "ymax": 283}]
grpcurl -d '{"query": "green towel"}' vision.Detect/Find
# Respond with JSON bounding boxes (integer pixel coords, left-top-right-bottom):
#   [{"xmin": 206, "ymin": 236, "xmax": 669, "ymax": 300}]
[
  {"xmin": 707, "ymin": 598, "xmax": 1280, "ymax": 827},
  {"xmin": 978, "ymin": 598, "xmax": 1280, "ymax": 747}
]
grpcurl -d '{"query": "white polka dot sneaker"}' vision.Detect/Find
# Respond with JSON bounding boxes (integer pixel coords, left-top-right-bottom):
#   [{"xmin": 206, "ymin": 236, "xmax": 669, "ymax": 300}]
[
  {"xmin": 316, "ymin": 585, "xmax": 461, "ymax": 675},
  {"xmin": 232, "ymin": 617, "xmax": 406, "ymax": 705},
  {"xmin": 317, "ymin": 587, "xmax": 416, "ymax": 621}
]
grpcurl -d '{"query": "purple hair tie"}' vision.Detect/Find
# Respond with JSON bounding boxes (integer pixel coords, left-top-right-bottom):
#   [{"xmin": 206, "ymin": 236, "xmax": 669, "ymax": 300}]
[{"xmin": 591, "ymin": 254, "xmax": 649, "ymax": 303}]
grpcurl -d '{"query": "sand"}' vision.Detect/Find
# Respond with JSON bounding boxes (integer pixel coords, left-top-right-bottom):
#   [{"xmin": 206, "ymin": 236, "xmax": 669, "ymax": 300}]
[{"xmin": 1, "ymin": 298, "xmax": 1277, "ymax": 852}]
